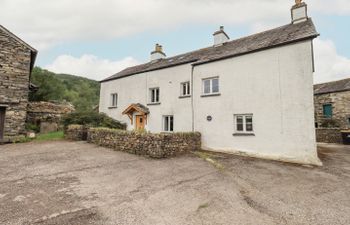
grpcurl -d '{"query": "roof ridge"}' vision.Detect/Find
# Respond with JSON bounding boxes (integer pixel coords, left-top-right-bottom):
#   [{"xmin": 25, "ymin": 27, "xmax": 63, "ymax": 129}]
[
  {"xmin": 314, "ymin": 77, "xmax": 350, "ymax": 86},
  {"xmin": 102, "ymin": 19, "xmax": 318, "ymax": 82}
]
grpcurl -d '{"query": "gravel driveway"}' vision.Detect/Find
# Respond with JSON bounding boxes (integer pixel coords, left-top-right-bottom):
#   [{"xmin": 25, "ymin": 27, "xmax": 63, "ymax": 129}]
[{"xmin": 0, "ymin": 141, "xmax": 349, "ymax": 225}]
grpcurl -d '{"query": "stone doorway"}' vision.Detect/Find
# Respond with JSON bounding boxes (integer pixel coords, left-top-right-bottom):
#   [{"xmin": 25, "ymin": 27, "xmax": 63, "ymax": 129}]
[{"xmin": 0, "ymin": 107, "xmax": 6, "ymax": 140}]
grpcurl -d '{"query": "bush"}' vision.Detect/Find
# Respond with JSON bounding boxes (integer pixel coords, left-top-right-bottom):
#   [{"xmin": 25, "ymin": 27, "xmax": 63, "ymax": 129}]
[
  {"xmin": 25, "ymin": 123, "xmax": 40, "ymax": 133},
  {"xmin": 61, "ymin": 111, "xmax": 126, "ymax": 130}
]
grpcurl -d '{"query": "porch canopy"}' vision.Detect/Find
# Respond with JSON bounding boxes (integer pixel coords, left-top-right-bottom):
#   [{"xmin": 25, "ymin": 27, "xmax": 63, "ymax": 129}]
[{"xmin": 122, "ymin": 103, "xmax": 149, "ymax": 125}]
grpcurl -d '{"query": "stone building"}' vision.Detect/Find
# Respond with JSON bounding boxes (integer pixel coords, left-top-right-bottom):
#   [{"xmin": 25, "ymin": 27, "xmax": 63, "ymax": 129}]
[
  {"xmin": 0, "ymin": 25, "xmax": 37, "ymax": 142},
  {"xmin": 314, "ymin": 78, "xmax": 350, "ymax": 129}
]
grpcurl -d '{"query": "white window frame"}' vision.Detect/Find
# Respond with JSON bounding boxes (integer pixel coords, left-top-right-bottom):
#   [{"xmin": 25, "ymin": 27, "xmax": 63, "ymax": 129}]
[
  {"xmin": 202, "ymin": 77, "xmax": 219, "ymax": 95},
  {"xmin": 110, "ymin": 93, "xmax": 118, "ymax": 107},
  {"xmin": 163, "ymin": 115, "xmax": 174, "ymax": 132},
  {"xmin": 234, "ymin": 114, "xmax": 254, "ymax": 134},
  {"xmin": 149, "ymin": 87, "xmax": 160, "ymax": 103},
  {"xmin": 180, "ymin": 81, "xmax": 191, "ymax": 97}
]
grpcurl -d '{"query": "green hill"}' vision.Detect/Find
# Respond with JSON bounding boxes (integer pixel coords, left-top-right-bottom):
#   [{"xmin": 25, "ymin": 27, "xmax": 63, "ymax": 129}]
[{"xmin": 29, "ymin": 67, "xmax": 100, "ymax": 112}]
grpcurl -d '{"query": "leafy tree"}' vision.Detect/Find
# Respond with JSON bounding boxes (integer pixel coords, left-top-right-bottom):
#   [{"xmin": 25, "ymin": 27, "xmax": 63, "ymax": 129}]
[{"xmin": 29, "ymin": 67, "xmax": 100, "ymax": 112}]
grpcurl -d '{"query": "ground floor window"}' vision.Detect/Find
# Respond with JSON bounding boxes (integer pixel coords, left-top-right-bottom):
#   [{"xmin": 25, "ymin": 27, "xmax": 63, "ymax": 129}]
[
  {"xmin": 234, "ymin": 114, "xmax": 253, "ymax": 133},
  {"xmin": 163, "ymin": 115, "xmax": 174, "ymax": 132}
]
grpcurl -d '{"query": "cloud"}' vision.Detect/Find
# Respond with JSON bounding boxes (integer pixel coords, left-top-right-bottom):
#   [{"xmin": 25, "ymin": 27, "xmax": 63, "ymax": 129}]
[
  {"xmin": 2, "ymin": 0, "xmax": 341, "ymax": 51},
  {"xmin": 44, "ymin": 55, "xmax": 140, "ymax": 81},
  {"xmin": 314, "ymin": 39, "xmax": 350, "ymax": 84}
]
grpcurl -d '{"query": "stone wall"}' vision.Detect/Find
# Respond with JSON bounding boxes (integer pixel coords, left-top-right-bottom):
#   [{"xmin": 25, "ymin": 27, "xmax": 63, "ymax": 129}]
[
  {"xmin": 65, "ymin": 126, "xmax": 201, "ymax": 158},
  {"xmin": 65, "ymin": 125, "xmax": 86, "ymax": 141},
  {"xmin": 27, "ymin": 101, "xmax": 74, "ymax": 133},
  {"xmin": 314, "ymin": 91, "xmax": 350, "ymax": 129},
  {"xmin": 0, "ymin": 27, "xmax": 32, "ymax": 141},
  {"xmin": 315, "ymin": 128, "xmax": 342, "ymax": 144}
]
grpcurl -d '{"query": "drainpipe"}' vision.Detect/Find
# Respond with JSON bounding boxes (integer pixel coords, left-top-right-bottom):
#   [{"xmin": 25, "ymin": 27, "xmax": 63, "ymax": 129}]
[{"xmin": 191, "ymin": 65, "xmax": 195, "ymax": 132}]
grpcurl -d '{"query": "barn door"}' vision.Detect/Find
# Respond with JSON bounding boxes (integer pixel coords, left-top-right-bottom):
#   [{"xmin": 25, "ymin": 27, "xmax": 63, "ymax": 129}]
[{"xmin": 0, "ymin": 107, "xmax": 5, "ymax": 140}]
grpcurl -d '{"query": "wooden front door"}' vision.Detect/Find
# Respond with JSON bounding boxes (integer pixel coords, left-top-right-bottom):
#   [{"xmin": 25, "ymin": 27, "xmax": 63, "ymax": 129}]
[
  {"xmin": 0, "ymin": 107, "xmax": 5, "ymax": 140},
  {"xmin": 135, "ymin": 115, "xmax": 145, "ymax": 130}
]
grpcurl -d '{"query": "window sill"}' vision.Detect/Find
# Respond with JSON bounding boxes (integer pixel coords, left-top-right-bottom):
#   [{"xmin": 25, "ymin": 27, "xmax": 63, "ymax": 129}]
[
  {"xmin": 108, "ymin": 106, "xmax": 118, "ymax": 109},
  {"xmin": 232, "ymin": 133, "xmax": 255, "ymax": 136},
  {"xmin": 147, "ymin": 102, "xmax": 161, "ymax": 106},
  {"xmin": 201, "ymin": 93, "xmax": 221, "ymax": 98},
  {"xmin": 179, "ymin": 95, "xmax": 191, "ymax": 99}
]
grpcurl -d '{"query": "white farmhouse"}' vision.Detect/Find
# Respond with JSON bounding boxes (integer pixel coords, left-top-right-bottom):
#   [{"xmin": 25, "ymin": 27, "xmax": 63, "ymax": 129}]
[{"xmin": 100, "ymin": 1, "xmax": 321, "ymax": 165}]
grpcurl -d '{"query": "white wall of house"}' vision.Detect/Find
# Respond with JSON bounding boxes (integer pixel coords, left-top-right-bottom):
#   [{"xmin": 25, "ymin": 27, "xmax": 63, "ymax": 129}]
[
  {"xmin": 99, "ymin": 63, "xmax": 193, "ymax": 132},
  {"xmin": 100, "ymin": 40, "xmax": 320, "ymax": 165},
  {"xmin": 192, "ymin": 40, "xmax": 319, "ymax": 165}
]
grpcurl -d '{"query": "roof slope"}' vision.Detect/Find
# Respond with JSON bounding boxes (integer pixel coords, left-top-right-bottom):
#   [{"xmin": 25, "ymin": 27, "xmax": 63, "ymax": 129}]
[
  {"xmin": 0, "ymin": 24, "xmax": 37, "ymax": 72},
  {"xmin": 102, "ymin": 19, "xmax": 318, "ymax": 83},
  {"xmin": 314, "ymin": 78, "xmax": 350, "ymax": 95}
]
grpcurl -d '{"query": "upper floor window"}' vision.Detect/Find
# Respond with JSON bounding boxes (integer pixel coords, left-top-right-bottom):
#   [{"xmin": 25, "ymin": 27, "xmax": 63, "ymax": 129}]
[
  {"xmin": 234, "ymin": 114, "xmax": 253, "ymax": 134},
  {"xmin": 202, "ymin": 77, "xmax": 219, "ymax": 95},
  {"xmin": 110, "ymin": 93, "xmax": 118, "ymax": 107},
  {"xmin": 180, "ymin": 81, "xmax": 191, "ymax": 96},
  {"xmin": 323, "ymin": 104, "xmax": 332, "ymax": 118},
  {"xmin": 163, "ymin": 115, "xmax": 174, "ymax": 132},
  {"xmin": 149, "ymin": 88, "xmax": 160, "ymax": 103}
]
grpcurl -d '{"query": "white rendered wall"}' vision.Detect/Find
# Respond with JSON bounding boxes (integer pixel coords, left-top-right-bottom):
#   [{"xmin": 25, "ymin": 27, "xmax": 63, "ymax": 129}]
[
  {"xmin": 99, "ymin": 64, "xmax": 193, "ymax": 132},
  {"xmin": 192, "ymin": 40, "xmax": 320, "ymax": 165}
]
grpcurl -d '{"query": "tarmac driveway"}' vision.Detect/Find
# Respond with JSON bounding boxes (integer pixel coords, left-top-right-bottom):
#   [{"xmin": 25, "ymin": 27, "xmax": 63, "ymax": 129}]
[{"xmin": 0, "ymin": 141, "xmax": 349, "ymax": 225}]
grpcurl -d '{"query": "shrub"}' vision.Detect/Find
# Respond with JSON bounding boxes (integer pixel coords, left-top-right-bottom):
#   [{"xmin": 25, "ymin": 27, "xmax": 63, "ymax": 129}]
[
  {"xmin": 25, "ymin": 123, "xmax": 40, "ymax": 133},
  {"xmin": 61, "ymin": 111, "xmax": 126, "ymax": 130}
]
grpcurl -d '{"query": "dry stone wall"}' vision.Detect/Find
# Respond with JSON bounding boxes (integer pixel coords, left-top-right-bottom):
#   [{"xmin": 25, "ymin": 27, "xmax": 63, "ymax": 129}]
[
  {"xmin": 315, "ymin": 128, "xmax": 342, "ymax": 144},
  {"xmin": 65, "ymin": 126, "xmax": 201, "ymax": 158}
]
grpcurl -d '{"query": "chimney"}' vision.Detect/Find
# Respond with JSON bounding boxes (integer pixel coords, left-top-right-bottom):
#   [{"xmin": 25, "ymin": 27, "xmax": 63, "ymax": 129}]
[
  {"xmin": 291, "ymin": 0, "xmax": 308, "ymax": 24},
  {"xmin": 213, "ymin": 26, "xmax": 230, "ymax": 46},
  {"xmin": 150, "ymin": 43, "xmax": 166, "ymax": 61}
]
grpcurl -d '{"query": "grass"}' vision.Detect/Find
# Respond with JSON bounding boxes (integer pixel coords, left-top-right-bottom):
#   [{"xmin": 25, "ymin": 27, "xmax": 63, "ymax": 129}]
[
  {"xmin": 34, "ymin": 131, "xmax": 64, "ymax": 142},
  {"xmin": 192, "ymin": 151, "xmax": 225, "ymax": 171},
  {"xmin": 197, "ymin": 202, "xmax": 210, "ymax": 211}
]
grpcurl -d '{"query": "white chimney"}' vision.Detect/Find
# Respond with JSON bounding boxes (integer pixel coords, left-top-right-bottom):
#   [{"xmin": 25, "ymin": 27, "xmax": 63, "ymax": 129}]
[
  {"xmin": 150, "ymin": 43, "xmax": 166, "ymax": 61},
  {"xmin": 291, "ymin": 0, "xmax": 308, "ymax": 24},
  {"xmin": 213, "ymin": 26, "xmax": 230, "ymax": 46}
]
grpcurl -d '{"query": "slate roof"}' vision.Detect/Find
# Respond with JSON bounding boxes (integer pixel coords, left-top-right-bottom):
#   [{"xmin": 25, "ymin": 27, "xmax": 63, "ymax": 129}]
[
  {"xmin": 314, "ymin": 78, "xmax": 350, "ymax": 95},
  {"xmin": 0, "ymin": 24, "xmax": 37, "ymax": 72},
  {"xmin": 101, "ymin": 19, "xmax": 318, "ymax": 83}
]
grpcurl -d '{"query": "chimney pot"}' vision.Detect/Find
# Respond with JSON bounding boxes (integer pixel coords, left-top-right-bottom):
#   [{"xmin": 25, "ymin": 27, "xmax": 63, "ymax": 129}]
[{"xmin": 150, "ymin": 43, "xmax": 166, "ymax": 61}]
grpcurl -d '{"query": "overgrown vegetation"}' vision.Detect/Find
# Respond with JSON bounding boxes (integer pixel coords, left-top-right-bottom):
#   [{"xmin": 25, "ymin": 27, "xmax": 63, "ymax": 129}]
[
  {"xmin": 29, "ymin": 67, "xmax": 100, "ymax": 112},
  {"xmin": 35, "ymin": 131, "xmax": 64, "ymax": 141},
  {"xmin": 61, "ymin": 111, "xmax": 126, "ymax": 130}
]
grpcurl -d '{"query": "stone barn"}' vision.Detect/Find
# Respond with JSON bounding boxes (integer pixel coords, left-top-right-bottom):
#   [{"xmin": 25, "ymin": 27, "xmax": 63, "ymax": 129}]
[{"xmin": 0, "ymin": 25, "xmax": 37, "ymax": 142}]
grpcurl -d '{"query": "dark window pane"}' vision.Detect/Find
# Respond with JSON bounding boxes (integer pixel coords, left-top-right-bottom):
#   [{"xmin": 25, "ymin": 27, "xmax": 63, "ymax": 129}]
[
  {"xmin": 246, "ymin": 116, "xmax": 252, "ymax": 123},
  {"xmin": 212, "ymin": 78, "xmax": 219, "ymax": 93},
  {"xmin": 204, "ymin": 80, "xmax": 210, "ymax": 93},
  {"xmin": 236, "ymin": 116, "xmax": 243, "ymax": 123},
  {"xmin": 170, "ymin": 116, "xmax": 174, "ymax": 131},
  {"xmin": 151, "ymin": 89, "xmax": 155, "ymax": 102},
  {"xmin": 237, "ymin": 124, "xmax": 244, "ymax": 131},
  {"xmin": 164, "ymin": 116, "xmax": 169, "ymax": 131},
  {"xmin": 246, "ymin": 124, "xmax": 253, "ymax": 132}
]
